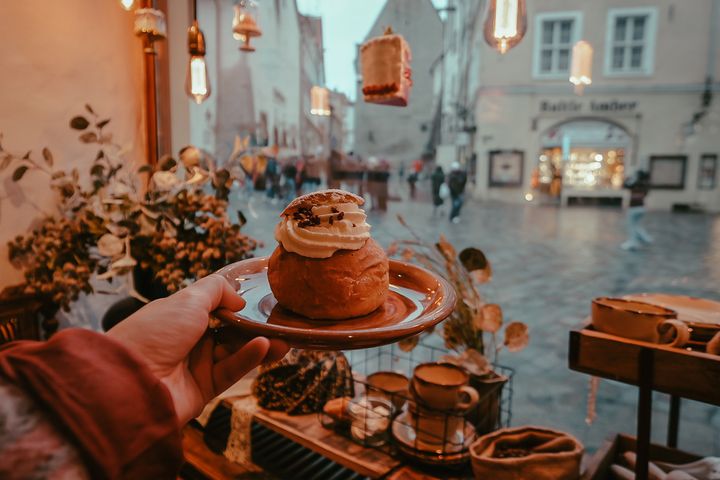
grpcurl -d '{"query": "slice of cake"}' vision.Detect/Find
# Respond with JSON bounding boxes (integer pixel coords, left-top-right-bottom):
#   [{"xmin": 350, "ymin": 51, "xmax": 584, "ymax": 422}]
[{"xmin": 360, "ymin": 28, "xmax": 412, "ymax": 107}]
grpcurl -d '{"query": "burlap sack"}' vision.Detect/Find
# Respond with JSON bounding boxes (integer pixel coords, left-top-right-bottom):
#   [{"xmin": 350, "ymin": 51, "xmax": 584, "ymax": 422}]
[{"xmin": 470, "ymin": 426, "xmax": 583, "ymax": 480}]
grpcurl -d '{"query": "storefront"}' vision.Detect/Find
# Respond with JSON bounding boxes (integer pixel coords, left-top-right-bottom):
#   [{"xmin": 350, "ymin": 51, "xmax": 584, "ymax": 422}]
[
  {"xmin": 473, "ymin": 91, "xmax": 720, "ymax": 211},
  {"xmin": 536, "ymin": 118, "xmax": 630, "ymax": 206}
]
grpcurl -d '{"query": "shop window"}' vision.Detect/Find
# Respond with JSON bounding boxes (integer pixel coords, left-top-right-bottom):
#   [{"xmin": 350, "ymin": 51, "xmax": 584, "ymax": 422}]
[
  {"xmin": 533, "ymin": 11, "xmax": 582, "ymax": 79},
  {"xmin": 534, "ymin": 120, "xmax": 631, "ymax": 199},
  {"xmin": 604, "ymin": 7, "xmax": 657, "ymax": 76}
]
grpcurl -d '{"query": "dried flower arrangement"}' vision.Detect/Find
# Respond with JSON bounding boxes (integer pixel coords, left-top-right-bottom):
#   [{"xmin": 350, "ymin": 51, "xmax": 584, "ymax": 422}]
[
  {"xmin": 387, "ymin": 215, "xmax": 529, "ymax": 375},
  {"xmin": 3, "ymin": 105, "xmax": 258, "ymax": 319}
]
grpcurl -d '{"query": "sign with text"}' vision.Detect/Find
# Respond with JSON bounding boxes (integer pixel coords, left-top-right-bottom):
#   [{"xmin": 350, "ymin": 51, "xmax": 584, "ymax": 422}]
[{"xmin": 539, "ymin": 100, "xmax": 638, "ymax": 114}]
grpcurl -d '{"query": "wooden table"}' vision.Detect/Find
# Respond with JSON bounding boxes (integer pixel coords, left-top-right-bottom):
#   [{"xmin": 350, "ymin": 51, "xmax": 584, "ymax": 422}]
[
  {"xmin": 182, "ymin": 400, "xmax": 470, "ymax": 479},
  {"xmin": 253, "ymin": 409, "xmax": 402, "ymax": 478},
  {"xmin": 181, "ymin": 424, "xmax": 254, "ymax": 479}
]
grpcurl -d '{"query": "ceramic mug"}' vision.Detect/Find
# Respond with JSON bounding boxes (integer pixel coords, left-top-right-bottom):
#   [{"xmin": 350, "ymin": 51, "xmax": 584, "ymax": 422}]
[
  {"xmin": 366, "ymin": 371, "xmax": 409, "ymax": 411},
  {"xmin": 591, "ymin": 297, "xmax": 690, "ymax": 347},
  {"xmin": 407, "ymin": 401, "xmax": 465, "ymax": 446},
  {"xmin": 411, "ymin": 362, "xmax": 479, "ymax": 412}
]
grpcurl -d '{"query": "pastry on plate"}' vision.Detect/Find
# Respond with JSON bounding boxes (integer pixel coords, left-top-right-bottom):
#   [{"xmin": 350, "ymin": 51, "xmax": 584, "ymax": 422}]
[{"xmin": 268, "ymin": 189, "xmax": 389, "ymax": 320}]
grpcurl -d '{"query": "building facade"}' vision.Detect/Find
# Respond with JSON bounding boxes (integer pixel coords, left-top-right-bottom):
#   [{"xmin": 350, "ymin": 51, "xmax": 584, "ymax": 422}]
[
  {"xmin": 445, "ymin": 0, "xmax": 720, "ymax": 211},
  {"xmin": 353, "ymin": 0, "xmax": 443, "ymax": 166},
  {"xmin": 299, "ymin": 13, "xmax": 327, "ymax": 157}
]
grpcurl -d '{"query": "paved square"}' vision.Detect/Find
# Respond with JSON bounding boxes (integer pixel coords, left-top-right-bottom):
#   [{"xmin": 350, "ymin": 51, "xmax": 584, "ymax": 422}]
[{"xmin": 236, "ymin": 182, "xmax": 720, "ymax": 456}]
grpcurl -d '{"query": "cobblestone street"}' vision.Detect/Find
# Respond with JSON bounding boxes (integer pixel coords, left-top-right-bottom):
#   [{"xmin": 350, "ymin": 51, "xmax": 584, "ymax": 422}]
[{"xmin": 235, "ymin": 181, "xmax": 720, "ymax": 456}]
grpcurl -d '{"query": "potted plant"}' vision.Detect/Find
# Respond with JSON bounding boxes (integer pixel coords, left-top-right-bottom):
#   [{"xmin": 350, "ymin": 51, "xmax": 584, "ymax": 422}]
[
  {"xmin": 2, "ymin": 106, "xmax": 258, "ymax": 333},
  {"xmin": 387, "ymin": 215, "xmax": 529, "ymax": 434}
]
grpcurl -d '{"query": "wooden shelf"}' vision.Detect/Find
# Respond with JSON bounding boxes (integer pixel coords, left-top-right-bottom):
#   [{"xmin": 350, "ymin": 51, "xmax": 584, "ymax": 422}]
[
  {"xmin": 569, "ymin": 326, "xmax": 720, "ymax": 407},
  {"xmin": 582, "ymin": 434, "xmax": 701, "ymax": 480}
]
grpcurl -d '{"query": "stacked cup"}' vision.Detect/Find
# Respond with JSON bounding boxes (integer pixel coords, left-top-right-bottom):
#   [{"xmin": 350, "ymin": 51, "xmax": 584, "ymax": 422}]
[{"xmin": 408, "ymin": 362, "xmax": 479, "ymax": 448}]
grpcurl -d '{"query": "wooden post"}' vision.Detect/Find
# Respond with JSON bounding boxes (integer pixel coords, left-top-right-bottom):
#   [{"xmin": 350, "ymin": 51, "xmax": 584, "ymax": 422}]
[
  {"xmin": 635, "ymin": 347, "xmax": 654, "ymax": 480},
  {"xmin": 141, "ymin": 0, "xmax": 159, "ymax": 167},
  {"xmin": 667, "ymin": 395, "xmax": 681, "ymax": 448}
]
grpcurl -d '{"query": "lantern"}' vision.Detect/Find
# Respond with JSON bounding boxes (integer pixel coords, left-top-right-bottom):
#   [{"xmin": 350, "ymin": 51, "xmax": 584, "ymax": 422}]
[
  {"xmin": 233, "ymin": 0, "xmax": 262, "ymax": 52},
  {"xmin": 483, "ymin": 0, "xmax": 527, "ymax": 54},
  {"xmin": 310, "ymin": 87, "xmax": 331, "ymax": 116},
  {"xmin": 186, "ymin": 20, "xmax": 211, "ymax": 104},
  {"xmin": 133, "ymin": 8, "xmax": 167, "ymax": 40},
  {"xmin": 570, "ymin": 41, "xmax": 593, "ymax": 95},
  {"xmin": 360, "ymin": 27, "xmax": 412, "ymax": 107}
]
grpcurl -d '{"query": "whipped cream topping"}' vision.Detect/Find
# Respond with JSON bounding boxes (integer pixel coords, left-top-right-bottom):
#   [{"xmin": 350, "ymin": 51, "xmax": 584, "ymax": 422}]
[{"xmin": 275, "ymin": 202, "xmax": 371, "ymax": 258}]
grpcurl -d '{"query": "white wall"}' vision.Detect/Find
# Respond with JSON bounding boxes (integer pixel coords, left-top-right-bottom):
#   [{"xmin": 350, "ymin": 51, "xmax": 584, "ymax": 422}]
[{"xmin": 0, "ymin": 0, "xmax": 145, "ymax": 289}]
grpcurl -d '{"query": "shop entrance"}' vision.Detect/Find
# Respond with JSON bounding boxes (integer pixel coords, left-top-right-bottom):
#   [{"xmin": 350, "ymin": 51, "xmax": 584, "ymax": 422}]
[{"xmin": 533, "ymin": 119, "xmax": 631, "ymax": 206}]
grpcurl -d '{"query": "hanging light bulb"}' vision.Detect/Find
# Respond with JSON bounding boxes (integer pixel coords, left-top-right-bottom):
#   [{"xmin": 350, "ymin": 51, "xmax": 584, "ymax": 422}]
[
  {"xmin": 233, "ymin": 0, "xmax": 262, "ymax": 52},
  {"xmin": 185, "ymin": 20, "xmax": 211, "ymax": 104},
  {"xmin": 120, "ymin": 0, "xmax": 135, "ymax": 11},
  {"xmin": 570, "ymin": 41, "xmax": 593, "ymax": 95},
  {"xmin": 483, "ymin": 0, "xmax": 527, "ymax": 54}
]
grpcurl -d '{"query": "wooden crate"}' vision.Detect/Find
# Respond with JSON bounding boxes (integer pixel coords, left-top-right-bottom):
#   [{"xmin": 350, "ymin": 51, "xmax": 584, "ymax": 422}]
[
  {"xmin": 582, "ymin": 434, "xmax": 701, "ymax": 480},
  {"xmin": 569, "ymin": 326, "xmax": 720, "ymax": 406}
]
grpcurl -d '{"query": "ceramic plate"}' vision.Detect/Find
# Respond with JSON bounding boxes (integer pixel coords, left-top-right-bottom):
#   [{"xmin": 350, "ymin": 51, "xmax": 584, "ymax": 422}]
[
  {"xmin": 391, "ymin": 411, "xmax": 475, "ymax": 465},
  {"xmin": 214, "ymin": 257, "xmax": 456, "ymax": 350}
]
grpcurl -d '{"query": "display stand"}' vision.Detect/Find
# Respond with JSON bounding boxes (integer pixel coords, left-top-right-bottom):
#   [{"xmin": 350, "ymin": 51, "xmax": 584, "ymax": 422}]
[{"xmin": 569, "ymin": 326, "xmax": 720, "ymax": 480}]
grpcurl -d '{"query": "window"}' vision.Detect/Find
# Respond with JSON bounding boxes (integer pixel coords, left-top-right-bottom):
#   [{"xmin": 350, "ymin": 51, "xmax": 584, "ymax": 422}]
[
  {"xmin": 605, "ymin": 8, "xmax": 657, "ymax": 75},
  {"xmin": 533, "ymin": 12, "xmax": 582, "ymax": 78}
]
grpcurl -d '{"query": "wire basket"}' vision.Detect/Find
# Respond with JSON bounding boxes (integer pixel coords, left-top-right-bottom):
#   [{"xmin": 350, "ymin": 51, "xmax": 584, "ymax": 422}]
[{"xmin": 319, "ymin": 341, "xmax": 514, "ymax": 468}]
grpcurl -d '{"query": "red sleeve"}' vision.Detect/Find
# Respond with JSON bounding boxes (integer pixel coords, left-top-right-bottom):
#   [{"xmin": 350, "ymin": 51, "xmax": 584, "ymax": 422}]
[{"xmin": 0, "ymin": 328, "xmax": 183, "ymax": 479}]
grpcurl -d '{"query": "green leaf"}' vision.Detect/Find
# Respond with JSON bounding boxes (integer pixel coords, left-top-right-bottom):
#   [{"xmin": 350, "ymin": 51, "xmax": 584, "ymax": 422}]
[
  {"xmin": 42, "ymin": 147, "xmax": 53, "ymax": 166},
  {"xmin": 12, "ymin": 165, "xmax": 28, "ymax": 181},
  {"xmin": 96, "ymin": 119, "xmax": 111, "ymax": 129},
  {"xmin": 85, "ymin": 104, "xmax": 95, "ymax": 115},
  {"xmin": 138, "ymin": 164, "xmax": 153, "ymax": 174},
  {"xmin": 70, "ymin": 116, "xmax": 90, "ymax": 130},
  {"xmin": 79, "ymin": 132, "xmax": 98, "ymax": 143},
  {"xmin": 90, "ymin": 164, "xmax": 104, "ymax": 176}
]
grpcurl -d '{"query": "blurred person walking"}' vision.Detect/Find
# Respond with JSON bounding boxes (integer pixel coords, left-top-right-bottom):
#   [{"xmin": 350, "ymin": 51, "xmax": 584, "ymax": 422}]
[
  {"xmin": 265, "ymin": 156, "xmax": 279, "ymax": 201},
  {"xmin": 448, "ymin": 162, "xmax": 467, "ymax": 223},
  {"xmin": 431, "ymin": 165, "xmax": 446, "ymax": 215},
  {"xmin": 282, "ymin": 160, "xmax": 298, "ymax": 202},
  {"xmin": 407, "ymin": 171, "xmax": 418, "ymax": 199},
  {"xmin": 622, "ymin": 170, "xmax": 653, "ymax": 251}
]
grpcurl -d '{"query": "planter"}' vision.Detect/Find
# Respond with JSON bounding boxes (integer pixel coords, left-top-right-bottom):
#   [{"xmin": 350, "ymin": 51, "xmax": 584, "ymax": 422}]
[
  {"xmin": 467, "ymin": 370, "xmax": 508, "ymax": 436},
  {"xmin": 470, "ymin": 426, "xmax": 583, "ymax": 480}
]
